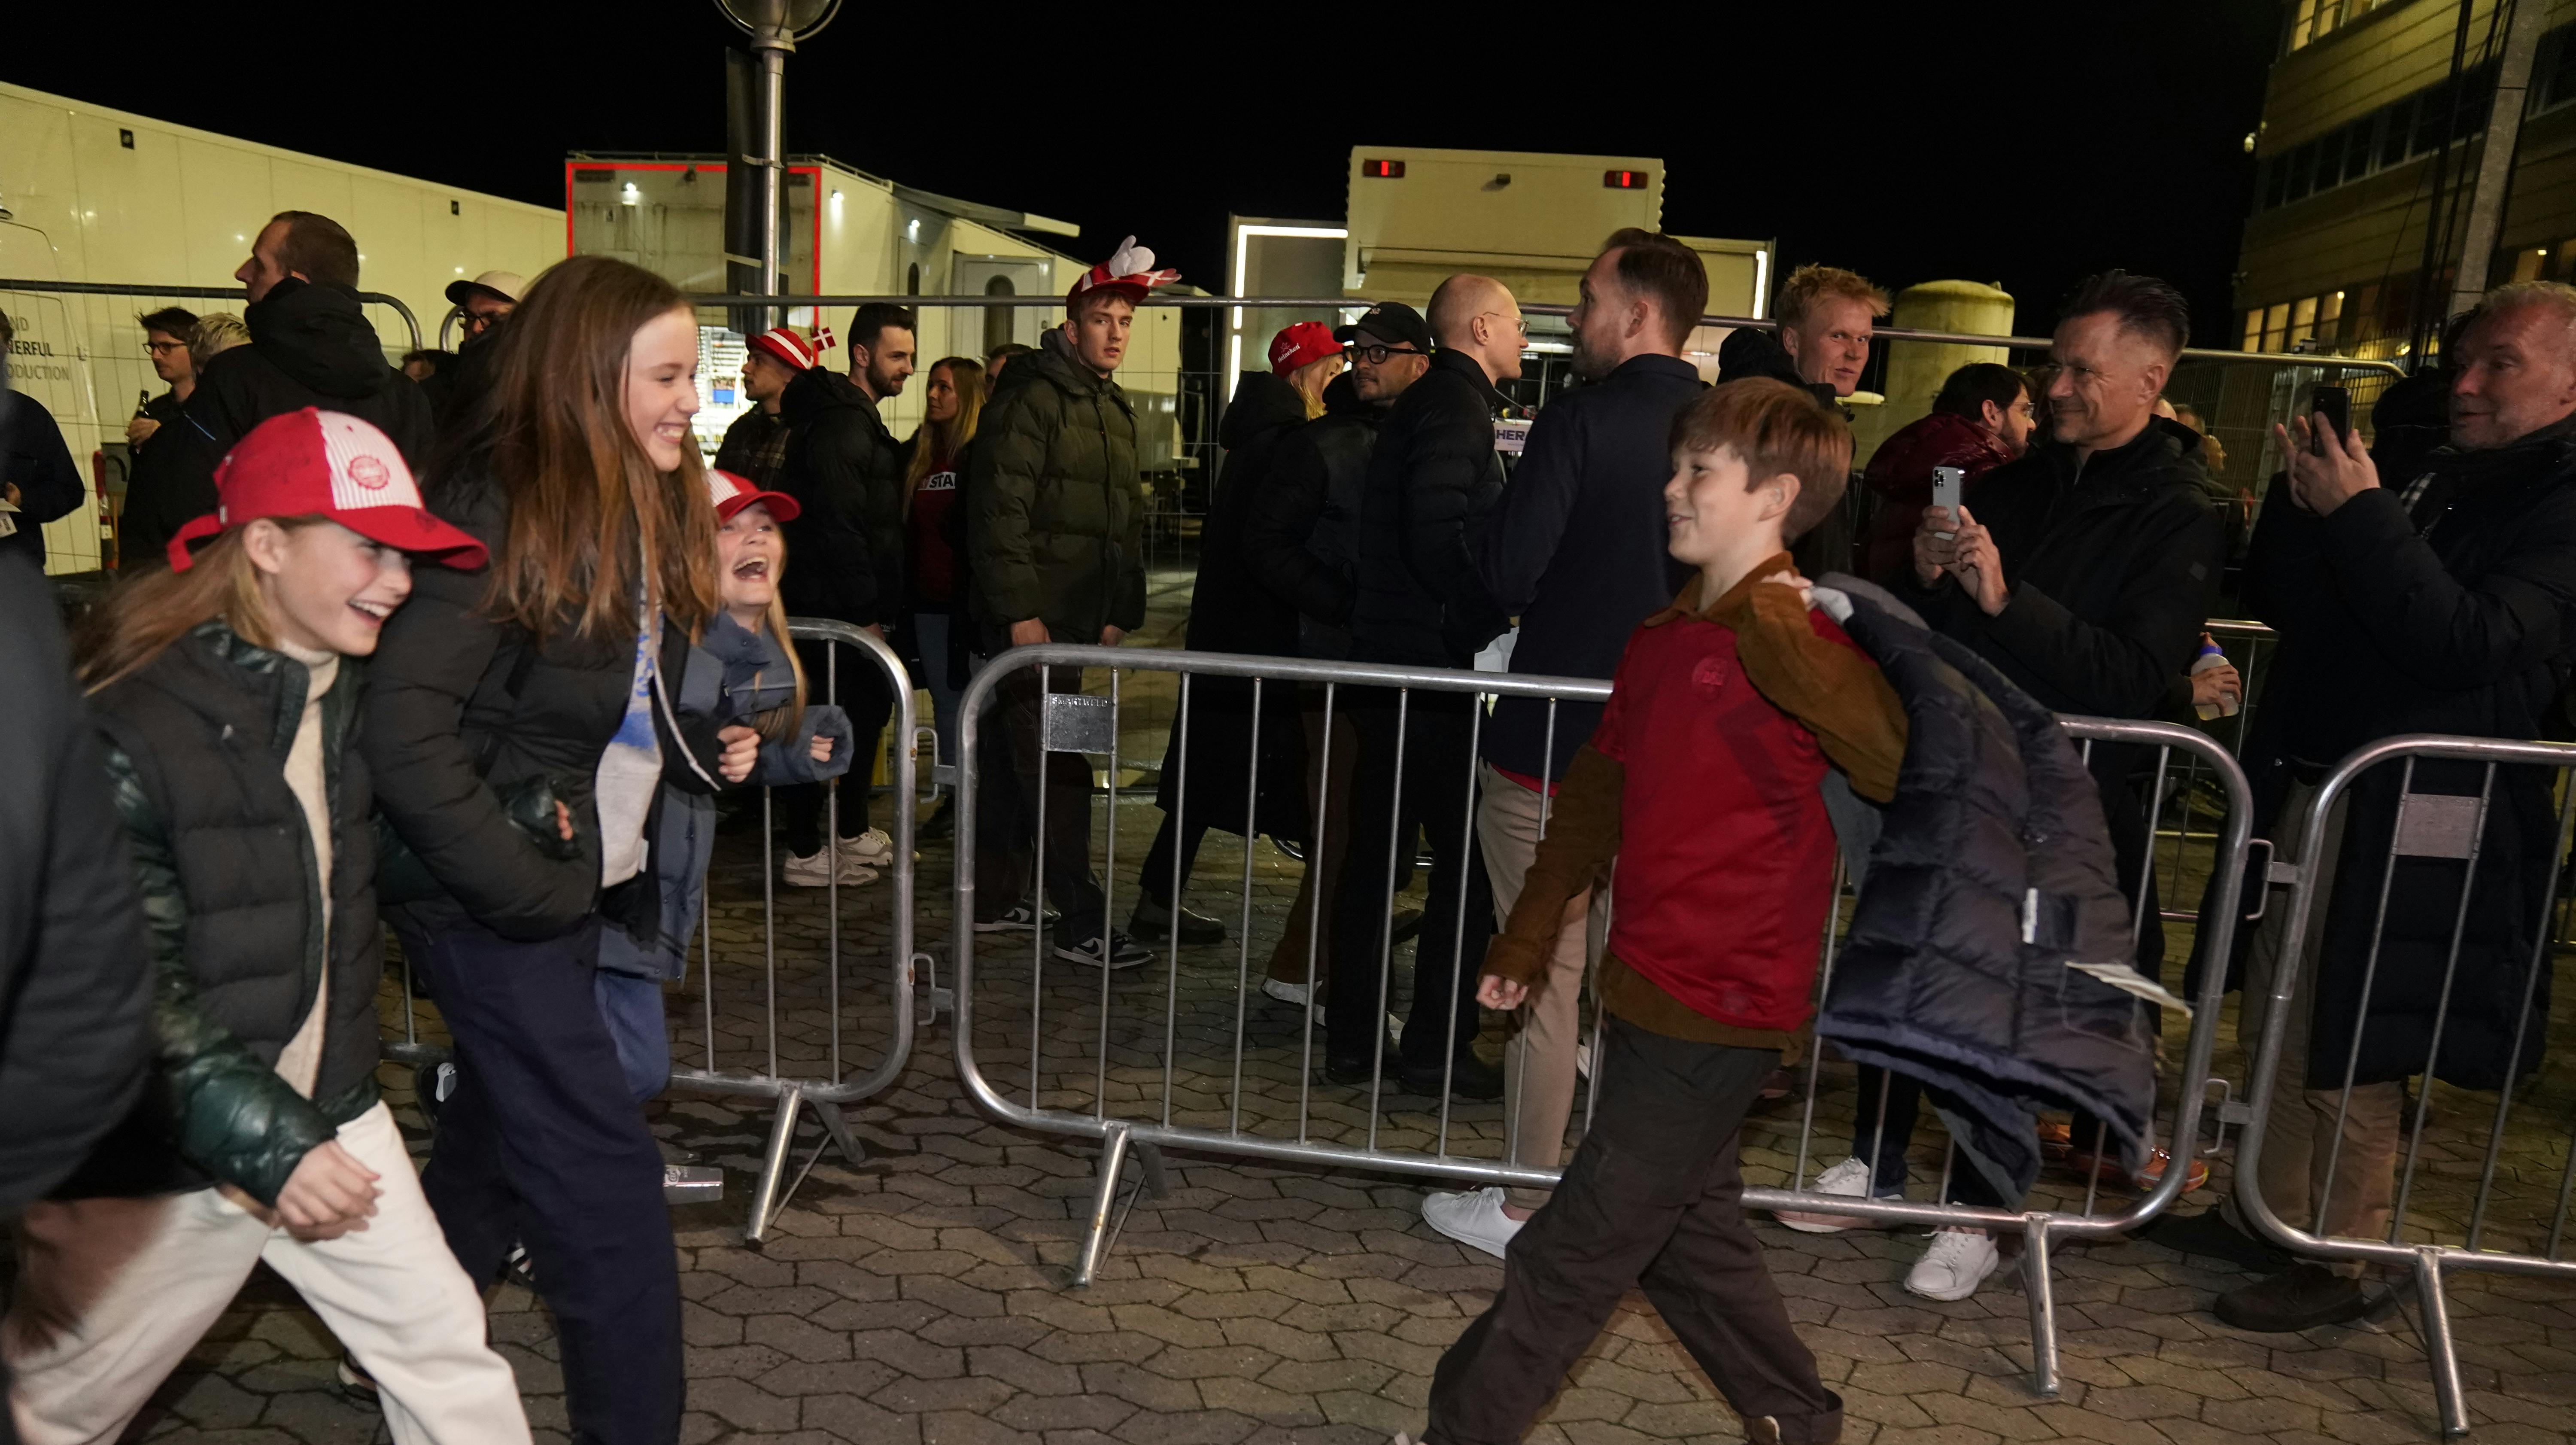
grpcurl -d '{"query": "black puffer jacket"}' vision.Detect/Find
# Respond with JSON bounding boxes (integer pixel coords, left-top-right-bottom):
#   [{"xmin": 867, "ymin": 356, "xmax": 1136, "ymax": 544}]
[
  {"xmin": 1816, "ymin": 579, "xmax": 2157, "ymax": 1201},
  {"xmin": 121, "ymin": 280, "xmax": 434, "ymax": 567},
  {"xmin": 0, "ymin": 556, "xmax": 149, "ymax": 1214},
  {"xmin": 364, "ymin": 461, "xmax": 629, "ymax": 941},
  {"xmin": 778, "ymin": 367, "xmax": 906, "ymax": 629},
  {"xmin": 966, "ymin": 331, "xmax": 1147, "ymax": 648},
  {"xmin": 2242, "ymin": 418, "xmax": 2576, "ymax": 1089},
  {"xmin": 1352, "ymin": 349, "xmax": 1510, "ymax": 668},
  {"xmin": 1245, "ymin": 372, "xmax": 1379, "ymax": 658},
  {"xmin": 63, "ymin": 623, "xmax": 382, "ymax": 1205}
]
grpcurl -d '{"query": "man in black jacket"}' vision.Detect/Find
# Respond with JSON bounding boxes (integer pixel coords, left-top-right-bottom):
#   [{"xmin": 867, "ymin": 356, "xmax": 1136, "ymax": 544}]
[
  {"xmin": 0, "ymin": 357, "xmax": 85, "ymax": 572},
  {"xmin": 2202, "ymin": 281, "xmax": 2576, "ymax": 1332},
  {"xmin": 1418, "ymin": 231, "xmax": 1710, "ymax": 1255},
  {"xmin": 775, "ymin": 304, "xmax": 912, "ymax": 888},
  {"xmin": 1325, "ymin": 275, "xmax": 1521, "ymax": 1099},
  {"xmin": 1891, "ymin": 270, "xmax": 2224, "ymax": 1300},
  {"xmin": 121, "ymin": 213, "xmax": 432, "ymax": 567}
]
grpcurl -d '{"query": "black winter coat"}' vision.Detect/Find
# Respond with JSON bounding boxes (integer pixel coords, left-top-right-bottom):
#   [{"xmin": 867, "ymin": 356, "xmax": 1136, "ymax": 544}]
[
  {"xmin": 1152, "ymin": 370, "xmax": 1309, "ymax": 840},
  {"xmin": 1898, "ymin": 417, "xmax": 2225, "ymax": 721},
  {"xmin": 1244, "ymin": 372, "xmax": 1379, "ymax": 659},
  {"xmin": 2241, "ymin": 420, "xmax": 2576, "ymax": 1089},
  {"xmin": 778, "ymin": 367, "xmax": 907, "ymax": 629},
  {"xmin": 122, "ymin": 280, "xmax": 434, "ymax": 567},
  {"xmin": 966, "ymin": 333, "xmax": 1148, "ymax": 648},
  {"xmin": 364, "ymin": 462, "xmax": 635, "ymax": 942},
  {"xmin": 0, "ymin": 556, "xmax": 149, "ymax": 1215},
  {"xmin": 67, "ymin": 624, "xmax": 383, "ymax": 1205},
  {"xmin": 1352, "ymin": 349, "xmax": 1510, "ymax": 668},
  {"xmin": 1479, "ymin": 353, "xmax": 1702, "ymax": 779},
  {"xmin": 1817, "ymin": 578, "xmax": 2159, "ymax": 1201},
  {"xmin": 0, "ymin": 392, "xmax": 85, "ymax": 571}
]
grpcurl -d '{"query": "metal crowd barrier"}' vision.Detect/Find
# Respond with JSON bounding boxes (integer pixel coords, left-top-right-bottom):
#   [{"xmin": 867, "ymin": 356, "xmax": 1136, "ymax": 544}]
[
  {"xmin": 383, "ymin": 619, "xmax": 920, "ymax": 1244},
  {"xmin": 2237, "ymin": 732, "xmax": 2576, "ymax": 1440},
  {"xmin": 951, "ymin": 642, "xmax": 2253, "ymax": 1400}
]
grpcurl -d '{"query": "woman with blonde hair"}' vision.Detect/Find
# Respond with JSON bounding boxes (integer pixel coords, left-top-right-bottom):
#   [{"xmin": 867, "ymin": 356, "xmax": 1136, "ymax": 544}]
[
  {"xmin": 904, "ymin": 355, "xmax": 984, "ymax": 796},
  {"xmin": 361, "ymin": 254, "xmax": 720, "ymax": 1444}
]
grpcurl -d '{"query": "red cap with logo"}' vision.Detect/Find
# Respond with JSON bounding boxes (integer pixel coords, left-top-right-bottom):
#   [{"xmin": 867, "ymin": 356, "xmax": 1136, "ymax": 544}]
[
  {"xmin": 1268, "ymin": 321, "xmax": 1340, "ymax": 377},
  {"xmin": 747, "ymin": 324, "xmax": 832, "ymax": 373},
  {"xmin": 708, "ymin": 468, "xmax": 801, "ymax": 524},
  {"xmin": 167, "ymin": 408, "xmax": 486, "ymax": 572}
]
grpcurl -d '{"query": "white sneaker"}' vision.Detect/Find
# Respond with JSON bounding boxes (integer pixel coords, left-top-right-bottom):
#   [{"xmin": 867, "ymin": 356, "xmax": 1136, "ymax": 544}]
[
  {"xmin": 1422, "ymin": 1185, "xmax": 1525, "ymax": 1259},
  {"xmin": 1905, "ymin": 1228, "xmax": 2001, "ymax": 1301},
  {"xmin": 1262, "ymin": 977, "xmax": 1310, "ymax": 1006},
  {"xmin": 784, "ymin": 848, "xmax": 880, "ymax": 888},
  {"xmin": 1776, "ymin": 1157, "xmax": 1898, "ymax": 1234},
  {"xmin": 840, "ymin": 828, "xmax": 896, "ymax": 864}
]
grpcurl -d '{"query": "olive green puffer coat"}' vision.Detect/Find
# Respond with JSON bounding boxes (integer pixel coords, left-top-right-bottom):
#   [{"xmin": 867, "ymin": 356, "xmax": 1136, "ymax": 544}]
[
  {"xmin": 60, "ymin": 622, "xmax": 380, "ymax": 1205},
  {"xmin": 965, "ymin": 332, "xmax": 1148, "ymax": 648}
]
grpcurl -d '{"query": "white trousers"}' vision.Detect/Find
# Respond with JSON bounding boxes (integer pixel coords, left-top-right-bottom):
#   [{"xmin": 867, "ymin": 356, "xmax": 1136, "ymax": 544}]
[{"xmin": 6, "ymin": 1101, "xmax": 530, "ymax": 1445}]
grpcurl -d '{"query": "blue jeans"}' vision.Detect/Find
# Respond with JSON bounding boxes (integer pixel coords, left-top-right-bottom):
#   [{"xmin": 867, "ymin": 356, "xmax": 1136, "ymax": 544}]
[
  {"xmin": 593, "ymin": 967, "xmax": 672, "ymax": 1104},
  {"xmin": 910, "ymin": 609, "xmax": 967, "ymax": 784}
]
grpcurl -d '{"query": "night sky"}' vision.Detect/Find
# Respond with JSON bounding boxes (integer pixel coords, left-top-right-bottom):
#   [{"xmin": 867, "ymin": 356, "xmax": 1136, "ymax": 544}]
[{"xmin": 4, "ymin": 5, "xmax": 2282, "ymax": 344}]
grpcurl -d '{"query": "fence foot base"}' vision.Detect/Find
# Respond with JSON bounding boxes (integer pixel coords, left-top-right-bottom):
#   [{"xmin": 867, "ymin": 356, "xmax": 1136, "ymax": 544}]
[
  {"xmin": 2413, "ymin": 1248, "xmax": 2470, "ymax": 1439},
  {"xmin": 744, "ymin": 1083, "xmax": 805, "ymax": 1249},
  {"xmin": 2021, "ymin": 1217, "xmax": 2061, "ymax": 1399}
]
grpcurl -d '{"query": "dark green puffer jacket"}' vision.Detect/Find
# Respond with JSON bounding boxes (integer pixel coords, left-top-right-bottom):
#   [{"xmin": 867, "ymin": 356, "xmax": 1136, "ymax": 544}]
[
  {"xmin": 965, "ymin": 331, "xmax": 1148, "ymax": 648},
  {"xmin": 63, "ymin": 622, "xmax": 381, "ymax": 1205}
]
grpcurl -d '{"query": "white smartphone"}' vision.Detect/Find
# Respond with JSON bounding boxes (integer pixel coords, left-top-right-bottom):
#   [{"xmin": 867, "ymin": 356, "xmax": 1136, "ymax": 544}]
[{"xmin": 1930, "ymin": 466, "xmax": 1965, "ymax": 538}]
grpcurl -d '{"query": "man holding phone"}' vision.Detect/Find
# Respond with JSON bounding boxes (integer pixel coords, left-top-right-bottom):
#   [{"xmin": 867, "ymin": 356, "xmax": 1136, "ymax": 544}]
[{"xmin": 2202, "ymin": 280, "xmax": 2576, "ymax": 1332}]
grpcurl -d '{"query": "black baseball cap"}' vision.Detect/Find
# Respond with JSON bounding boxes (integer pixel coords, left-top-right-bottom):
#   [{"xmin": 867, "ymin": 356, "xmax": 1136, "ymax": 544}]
[{"xmin": 1335, "ymin": 301, "xmax": 1432, "ymax": 353}]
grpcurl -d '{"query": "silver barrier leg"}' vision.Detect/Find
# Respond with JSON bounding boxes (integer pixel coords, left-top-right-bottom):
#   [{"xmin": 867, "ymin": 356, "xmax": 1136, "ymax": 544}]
[
  {"xmin": 1073, "ymin": 1122, "xmax": 1134, "ymax": 1288},
  {"xmin": 2413, "ymin": 1246, "xmax": 2470, "ymax": 1439},
  {"xmin": 2022, "ymin": 1216, "xmax": 2060, "ymax": 1397},
  {"xmin": 744, "ymin": 1082, "xmax": 805, "ymax": 1247}
]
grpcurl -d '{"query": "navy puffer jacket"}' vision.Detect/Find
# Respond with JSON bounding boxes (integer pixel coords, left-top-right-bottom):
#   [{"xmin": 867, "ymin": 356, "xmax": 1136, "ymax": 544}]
[{"xmin": 1814, "ymin": 579, "xmax": 2160, "ymax": 1202}]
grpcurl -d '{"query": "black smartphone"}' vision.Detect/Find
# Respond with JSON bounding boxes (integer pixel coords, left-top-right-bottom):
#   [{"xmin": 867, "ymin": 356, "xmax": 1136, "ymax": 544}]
[{"xmin": 2311, "ymin": 385, "xmax": 2351, "ymax": 454}]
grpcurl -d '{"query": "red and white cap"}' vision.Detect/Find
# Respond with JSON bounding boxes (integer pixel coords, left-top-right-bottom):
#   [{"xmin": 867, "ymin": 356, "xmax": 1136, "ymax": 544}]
[
  {"xmin": 708, "ymin": 468, "xmax": 800, "ymax": 524},
  {"xmin": 1067, "ymin": 235, "xmax": 1182, "ymax": 307},
  {"xmin": 168, "ymin": 408, "xmax": 486, "ymax": 572},
  {"xmin": 746, "ymin": 324, "xmax": 832, "ymax": 372},
  {"xmin": 1268, "ymin": 321, "xmax": 1339, "ymax": 376}
]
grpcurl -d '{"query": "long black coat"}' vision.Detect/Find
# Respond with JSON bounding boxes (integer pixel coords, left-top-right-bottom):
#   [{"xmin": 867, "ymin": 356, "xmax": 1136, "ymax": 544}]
[
  {"xmin": 778, "ymin": 367, "xmax": 907, "ymax": 630},
  {"xmin": 1154, "ymin": 370, "xmax": 1308, "ymax": 840},
  {"xmin": 2241, "ymin": 420, "xmax": 2576, "ymax": 1089},
  {"xmin": 1351, "ymin": 349, "xmax": 1510, "ymax": 668},
  {"xmin": 1244, "ymin": 373, "xmax": 1379, "ymax": 659}
]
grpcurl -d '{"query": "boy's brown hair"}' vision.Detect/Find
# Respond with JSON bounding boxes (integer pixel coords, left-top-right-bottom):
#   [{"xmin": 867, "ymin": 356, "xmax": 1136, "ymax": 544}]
[{"xmin": 1669, "ymin": 378, "xmax": 1853, "ymax": 541}]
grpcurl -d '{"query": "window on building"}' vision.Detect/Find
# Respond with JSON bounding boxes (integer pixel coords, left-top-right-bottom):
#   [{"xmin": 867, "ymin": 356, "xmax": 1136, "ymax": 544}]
[
  {"xmin": 2287, "ymin": 140, "xmax": 2318, "ymax": 202},
  {"xmin": 2510, "ymin": 246, "xmax": 2549, "ymax": 283},
  {"xmin": 2243, "ymin": 309, "xmax": 2264, "ymax": 351},
  {"xmin": 2380, "ymin": 95, "xmax": 2415, "ymax": 167},
  {"xmin": 907, "ymin": 262, "xmax": 921, "ymax": 295},
  {"xmin": 2263, "ymin": 301, "xmax": 2293, "ymax": 351},
  {"xmin": 2288, "ymin": 295, "xmax": 2321, "ymax": 349},
  {"xmin": 982, "ymin": 274, "xmax": 1015, "ymax": 357},
  {"xmin": 2345, "ymin": 283, "xmax": 2381, "ymax": 344},
  {"xmin": 2342, "ymin": 116, "xmax": 2378, "ymax": 183}
]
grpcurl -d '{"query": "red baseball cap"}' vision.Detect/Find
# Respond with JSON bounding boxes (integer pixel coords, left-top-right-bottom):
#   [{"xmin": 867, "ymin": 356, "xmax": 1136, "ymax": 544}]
[
  {"xmin": 746, "ymin": 325, "xmax": 830, "ymax": 373},
  {"xmin": 1268, "ymin": 321, "xmax": 1340, "ymax": 377},
  {"xmin": 168, "ymin": 409, "xmax": 486, "ymax": 572},
  {"xmin": 709, "ymin": 469, "xmax": 800, "ymax": 524}
]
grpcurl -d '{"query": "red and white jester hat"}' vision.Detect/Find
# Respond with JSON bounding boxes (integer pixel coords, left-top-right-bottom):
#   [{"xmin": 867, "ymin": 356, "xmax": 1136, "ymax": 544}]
[
  {"xmin": 168, "ymin": 408, "xmax": 486, "ymax": 572},
  {"xmin": 747, "ymin": 323, "xmax": 834, "ymax": 372},
  {"xmin": 1066, "ymin": 236, "xmax": 1182, "ymax": 307}
]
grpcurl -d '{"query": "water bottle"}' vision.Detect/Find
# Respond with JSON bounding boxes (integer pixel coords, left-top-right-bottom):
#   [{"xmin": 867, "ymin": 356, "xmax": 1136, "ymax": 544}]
[{"xmin": 2190, "ymin": 634, "xmax": 2239, "ymax": 720}]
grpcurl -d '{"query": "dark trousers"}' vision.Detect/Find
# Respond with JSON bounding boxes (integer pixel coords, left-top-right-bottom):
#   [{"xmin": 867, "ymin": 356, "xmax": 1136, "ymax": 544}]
[
  {"xmin": 1327, "ymin": 691, "xmax": 1489, "ymax": 1068},
  {"xmin": 1137, "ymin": 817, "xmax": 1208, "ymax": 907},
  {"xmin": 1427, "ymin": 1017, "xmax": 1843, "ymax": 1445},
  {"xmin": 779, "ymin": 636, "xmax": 893, "ymax": 855},
  {"xmin": 397, "ymin": 916, "xmax": 683, "ymax": 1445},
  {"xmin": 1850, "ymin": 1065, "xmax": 2005, "ymax": 1206},
  {"xmin": 973, "ymin": 663, "xmax": 1105, "ymax": 936}
]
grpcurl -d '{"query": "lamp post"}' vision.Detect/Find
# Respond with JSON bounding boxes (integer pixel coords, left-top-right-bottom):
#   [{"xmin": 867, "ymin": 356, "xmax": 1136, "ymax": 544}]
[{"xmin": 714, "ymin": 0, "xmax": 840, "ymax": 332}]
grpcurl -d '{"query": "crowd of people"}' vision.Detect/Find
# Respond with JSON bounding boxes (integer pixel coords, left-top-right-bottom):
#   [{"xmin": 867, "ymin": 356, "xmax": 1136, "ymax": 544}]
[{"xmin": 6, "ymin": 202, "xmax": 2576, "ymax": 1445}]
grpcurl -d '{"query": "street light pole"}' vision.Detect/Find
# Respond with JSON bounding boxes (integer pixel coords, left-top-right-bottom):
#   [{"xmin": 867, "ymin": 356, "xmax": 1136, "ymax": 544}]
[{"xmin": 717, "ymin": 0, "xmax": 840, "ymax": 335}]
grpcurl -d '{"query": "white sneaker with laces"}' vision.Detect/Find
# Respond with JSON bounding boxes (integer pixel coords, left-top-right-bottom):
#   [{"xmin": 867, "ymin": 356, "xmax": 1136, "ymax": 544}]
[
  {"xmin": 1421, "ymin": 1185, "xmax": 1525, "ymax": 1259},
  {"xmin": 839, "ymin": 827, "xmax": 896, "ymax": 864},
  {"xmin": 1776, "ymin": 1157, "xmax": 1898, "ymax": 1234},
  {"xmin": 1261, "ymin": 977, "xmax": 1310, "ymax": 1006},
  {"xmin": 784, "ymin": 848, "xmax": 879, "ymax": 888},
  {"xmin": 1905, "ymin": 1228, "xmax": 2001, "ymax": 1301}
]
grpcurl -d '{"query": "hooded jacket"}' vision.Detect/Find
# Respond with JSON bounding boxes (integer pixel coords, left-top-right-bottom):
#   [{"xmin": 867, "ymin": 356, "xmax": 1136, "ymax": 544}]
[
  {"xmin": 1352, "ymin": 348, "xmax": 1510, "ymax": 668},
  {"xmin": 1814, "ymin": 578, "xmax": 2160, "ymax": 1202},
  {"xmin": 1859, "ymin": 411, "xmax": 2015, "ymax": 586},
  {"xmin": 966, "ymin": 329, "xmax": 1147, "ymax": 648},
  {"xmin": 121, "ymin": 279, "xmax": 434, "ymax": 566},
  {"xmin": 62, "ymin": 623, "xmax": 384, "ymax": 1205},
  {"xmin": 2240, "ymin": 414, "xmax": 2576, "ymax": 1090},
  {"xmin": 0, "ymin": 392, "xmax": 85, "ymax": 571},
  {"xmin": 778, "ymin": 367, "xmax": 907, "ymax": 629},
  {"xmin": 1244, "ymin": 371, "xmax": 1381, "ymax": 658}
]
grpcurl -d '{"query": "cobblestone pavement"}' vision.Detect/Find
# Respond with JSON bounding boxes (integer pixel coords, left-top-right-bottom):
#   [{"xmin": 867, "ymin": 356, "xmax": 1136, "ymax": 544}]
[{"xmin": 97, "ymin": 576, "xmax": 2576, "ymax": 1444}]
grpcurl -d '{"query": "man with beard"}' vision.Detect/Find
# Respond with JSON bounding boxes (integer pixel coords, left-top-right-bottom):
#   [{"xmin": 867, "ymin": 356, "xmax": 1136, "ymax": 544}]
[
  {"xmin": 1858, "ymin": 362, "xmax": 2036, "ymax": 583},
  {"xmin": 775, "ymin": 302, "xmax": 914, "ymax": 888}
]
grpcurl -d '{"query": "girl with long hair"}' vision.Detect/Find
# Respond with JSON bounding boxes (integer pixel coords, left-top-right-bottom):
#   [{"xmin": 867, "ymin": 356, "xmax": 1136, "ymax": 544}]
[
  {"xmin": 6, "ymin": 410, "xmax": 529, "ymax": 1445},
  {"xmin": 361, "ymin": 255, "xmax": 719, "ymax": 1445},
  {"xmin": 904, "ymin": 355, "xmax": 983, "ymax": 805}
]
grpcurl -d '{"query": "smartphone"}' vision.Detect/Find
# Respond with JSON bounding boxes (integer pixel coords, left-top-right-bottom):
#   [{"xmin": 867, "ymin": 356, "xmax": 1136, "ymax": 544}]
[
  {"xmin": 1930, "ymin": 465, "xmax": 1965, "ymax": 538},
  {"xmin": 2311, "ymin": 386, "xmax": 2351, "ymax": 454}
]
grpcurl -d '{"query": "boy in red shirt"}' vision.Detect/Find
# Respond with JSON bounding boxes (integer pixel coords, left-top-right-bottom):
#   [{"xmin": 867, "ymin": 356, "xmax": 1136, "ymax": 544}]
[{"xmin": 1414, "ymin": 378, "xmax": 1906, "ymax": 1445}]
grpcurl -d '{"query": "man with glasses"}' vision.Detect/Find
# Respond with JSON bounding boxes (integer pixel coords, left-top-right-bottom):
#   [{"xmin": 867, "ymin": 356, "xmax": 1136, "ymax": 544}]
[
  {"xmin": 424, "ymin": 271, "xmax": 525, "ymax": 428},
  {"xmin": 446, "ymin": 271, "xmax": 524, "ymax": 341},
  {"xmin": 126, "ymin": 307, "xmax": 199, "ymax": 452},
  {"xmin": 1325, "ymin": 276, "xmax": 1522, "ymax": 1100},
  {"xmin": 1857, "ymin": 361, "xmax": 2035, "ymax": 583}
]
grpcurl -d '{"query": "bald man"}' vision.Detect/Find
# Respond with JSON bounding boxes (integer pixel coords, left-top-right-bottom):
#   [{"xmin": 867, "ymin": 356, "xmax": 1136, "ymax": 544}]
[{"xmin": 1324, "ymin": 274, "xmax": 1523, "ymax": 1102}]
